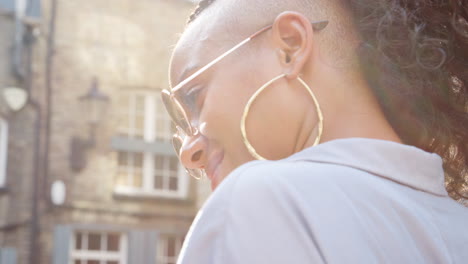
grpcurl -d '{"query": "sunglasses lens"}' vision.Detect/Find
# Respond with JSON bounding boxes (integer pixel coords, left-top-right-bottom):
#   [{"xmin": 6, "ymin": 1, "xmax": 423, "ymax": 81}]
[
  {"xmin": 172, "ymin": 134, "xmax": 183, "ymax": 156},
  {"xmin": 186, "ymin": 168, "xmax": 205, "ymax": 180},
  {"xmin": 161, "ymin": 90, "xmax": 192, "ymax": 135}
]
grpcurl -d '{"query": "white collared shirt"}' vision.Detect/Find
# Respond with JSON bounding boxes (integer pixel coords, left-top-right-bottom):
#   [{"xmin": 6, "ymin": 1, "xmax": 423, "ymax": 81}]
[{"xmin": 177, "ymin": 138, "xmax": 468, "ymax": 264}]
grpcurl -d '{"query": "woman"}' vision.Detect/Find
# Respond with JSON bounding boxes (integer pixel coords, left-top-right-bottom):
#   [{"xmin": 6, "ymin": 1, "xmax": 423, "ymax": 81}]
[{"xmin": 162, "ymin": 0, "xmax": 468, "ymax": 263}]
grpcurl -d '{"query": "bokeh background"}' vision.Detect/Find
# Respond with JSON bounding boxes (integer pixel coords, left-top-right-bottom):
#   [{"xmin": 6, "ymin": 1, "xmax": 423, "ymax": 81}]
[{"xmin": 0, "ymin": 0, "xmax": 210, "ymax": 263}]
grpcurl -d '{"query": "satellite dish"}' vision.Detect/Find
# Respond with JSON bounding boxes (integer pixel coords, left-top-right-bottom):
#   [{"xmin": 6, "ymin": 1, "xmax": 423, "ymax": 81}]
[
  {"xmin": 51, "ymin": 180, "xmax": 66, "ymax": 206},
  {"xmin": 2, "ymin": 87, "xmax": 28, "ymax": 112}
]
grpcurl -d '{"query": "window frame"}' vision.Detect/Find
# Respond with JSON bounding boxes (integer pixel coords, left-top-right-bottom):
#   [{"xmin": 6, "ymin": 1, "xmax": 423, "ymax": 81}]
[
  {"xmin": 0, "ymin": 118, "xmax": 8, "ymax": 188},
  {"xmin": 156, "ymin": 233, "xmax": 185, "ymax": 264},
  {"xmin": 69, "ymin": 230, "xmax": 128, "ymax": 264},
  {"xmin": 0, "ymin": 0, "xmax": 15, "ymax": 13},
  {"xmin": 114, "ymin": 91, "xmax": 188, "ymax": 199},
  {"xmin": 115, "ymin": 153, "xmax": 188, "ymax": 199}
]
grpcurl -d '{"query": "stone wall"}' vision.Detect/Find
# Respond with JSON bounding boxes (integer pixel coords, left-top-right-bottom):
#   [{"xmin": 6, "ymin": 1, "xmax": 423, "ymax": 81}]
[
  {"xmin": 0, "ymin": 10, "xmax": 37, "ymax": 264},
  {"xmin": 0, "ymin": 0, "xmax": 215, "ymax": 263}
]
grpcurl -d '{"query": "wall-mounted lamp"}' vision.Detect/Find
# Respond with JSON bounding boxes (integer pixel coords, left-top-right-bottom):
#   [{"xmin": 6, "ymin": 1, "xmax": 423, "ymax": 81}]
[{"xmin": 69, "ymin": 78, "xmax": 109, "ymax": 172}]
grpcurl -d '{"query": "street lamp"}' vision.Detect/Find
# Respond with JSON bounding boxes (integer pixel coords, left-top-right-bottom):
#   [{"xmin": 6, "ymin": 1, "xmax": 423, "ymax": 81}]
[{"xmin": 69, "ymin": 78, "xmax": 109, "ymax": 172}]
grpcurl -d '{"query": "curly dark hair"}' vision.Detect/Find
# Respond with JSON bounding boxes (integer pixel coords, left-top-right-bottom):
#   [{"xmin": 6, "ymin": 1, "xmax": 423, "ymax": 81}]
[
  {"xmin": 349, "ymin": 0, "xmax": 468, "ymax": 201},
  {"xmin": 187, "ymin": 0, "xmax": 468, "ymax": 201}
]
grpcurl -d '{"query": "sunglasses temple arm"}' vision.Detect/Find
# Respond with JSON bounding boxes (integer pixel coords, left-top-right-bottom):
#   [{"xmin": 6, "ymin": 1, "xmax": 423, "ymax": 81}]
[
  {"xmin": 172, "ymin": 37, "xmax": 252, "ymax": 92},
  {"xmin": 172, "ymin": 20, "xmax": 327, "ymax": 93}
]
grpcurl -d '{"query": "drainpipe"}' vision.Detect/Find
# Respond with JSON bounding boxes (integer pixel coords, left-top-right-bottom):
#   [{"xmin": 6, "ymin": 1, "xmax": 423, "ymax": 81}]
[
  {"xmin": 44, "ymin": 0, "xmax": 58, "ymax": 210},
  {"xmin": 20, "ymin": 16, "xmax": 42, "ymax": 264},
  {"xmin": 28, "ymin": 0, "xmax": 59, "ymax": 262},
  {"xmin": 12, "ymin": 0, "xmax": 26, "ymax": 80},
  {"xmin": 28, "ymin": 99, "xmax": 41, "ymax": 264},
  {"xmin": 9, "ymin": 0, "xmax": 51, "ymax": 263}
]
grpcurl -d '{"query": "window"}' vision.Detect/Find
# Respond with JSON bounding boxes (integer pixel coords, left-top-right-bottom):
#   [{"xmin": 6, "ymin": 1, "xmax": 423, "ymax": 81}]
[
  {"xmin": 116, "ymin": 152, "xmax": 143, "ymax": 188},
  {"xmin": 0, "ymin": 0, "xmax": 15, "ymax": 12},
  {"xmin": 114, "ymin": 92, "xmax": 187, "ymax": 198},
  {"xmin": 117, "ymin": 92, "xmax": 174, "ymax": 142},
  {"xmin": 156, "ymin": 234, "xmax": 184, "ymax": 264},
  {"xmin": 0, "ymin": 247, "xmax": 17, "ymax": 264},
  {"xmin": 155, "ymin": 96, "xmax": 173, "ymax": 142},
  {"xmin": 117, "ymin": 93, "xmax": 145, "ymax": 140},
  {"xmin": 154, "ymin": 155, "xmax": 181, "ymax": 192},
  {"xmin": 70, "ymin": 231, "xmax": 127, "ymax": 264},
  {"xmin": 0, "ymin": 118, "xmax": 8, "ymax": 187}
]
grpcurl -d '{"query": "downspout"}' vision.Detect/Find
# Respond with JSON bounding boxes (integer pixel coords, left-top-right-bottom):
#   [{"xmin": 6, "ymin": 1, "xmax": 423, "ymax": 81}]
[
  {"xmin": 43, "ymin": 0, "xmax": 58, "ymax": 209},
  {"xmin": 12, "ymin": 0, "xmax": 26, "ymax": 80},
  {"xmin": 27, "ymin": 0, "xmax": 59, "ymax": 262},
  {"xmin": 28, "ymin": 100, "xmax": 41, "ymax": 264},
  {"xmin": 27, "ymin": 0, "xmax": 58, "ymax": 262},
  {"xmin": 23, "ymin": 22, "xmax": 42, "ymax": 264}
]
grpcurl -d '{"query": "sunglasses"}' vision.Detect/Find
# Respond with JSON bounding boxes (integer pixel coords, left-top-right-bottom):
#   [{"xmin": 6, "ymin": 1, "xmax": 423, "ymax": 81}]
[{"xmin": 162, "ymin": 19, "xmax": 329, "ymax": 179}]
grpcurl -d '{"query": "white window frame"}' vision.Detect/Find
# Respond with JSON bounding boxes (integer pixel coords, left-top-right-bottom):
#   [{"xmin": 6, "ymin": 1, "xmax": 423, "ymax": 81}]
[
  {"xmin": 116, "ymin": 152, "xmax": 144, "ymax": 188},
  {"xmin": 115, "ymin": 91, "xmax": 188, "ymax": 199},
  {"xmin": 117, "ymin": 93, "xmax": 145, "ymax": 139},
  {"xmin": 156, "ymin": 233, "xmax": 184, "ymax": 264},
  {"xmin": 0, "ymin": 118, "xmax": 8, "ymax": 188},
  {"xmin": 69, "ymin": 230, "xmax": 128, "ymax": 264}
]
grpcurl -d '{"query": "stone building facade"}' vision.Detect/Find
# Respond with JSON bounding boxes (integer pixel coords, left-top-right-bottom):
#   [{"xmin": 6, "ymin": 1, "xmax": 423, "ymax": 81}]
[{"xmin": 0, "ymin": 0, "xmax": 211, "ymax": 263}]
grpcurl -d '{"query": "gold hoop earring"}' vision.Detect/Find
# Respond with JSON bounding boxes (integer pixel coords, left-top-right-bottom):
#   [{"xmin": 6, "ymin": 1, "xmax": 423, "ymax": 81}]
[{"xmin": 240, "ymin": 74, "xmax": 324, "ymax": 160}]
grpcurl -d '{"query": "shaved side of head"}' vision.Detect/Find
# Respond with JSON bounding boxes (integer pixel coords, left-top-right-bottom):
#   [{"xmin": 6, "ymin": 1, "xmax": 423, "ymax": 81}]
[{"xmin": 186, "ymin": 0, "xmax": 362, "ymax": 74}]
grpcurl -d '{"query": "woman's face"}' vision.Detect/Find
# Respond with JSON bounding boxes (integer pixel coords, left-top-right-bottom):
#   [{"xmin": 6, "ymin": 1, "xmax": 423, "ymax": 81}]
[{"xmin": 169, "ymin": 12, "xmax": 323, "ymax": 190}]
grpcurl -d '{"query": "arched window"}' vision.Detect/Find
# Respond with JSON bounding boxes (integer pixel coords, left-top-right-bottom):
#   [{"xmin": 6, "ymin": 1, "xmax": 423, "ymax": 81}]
[{"xmin": 0, "ymin": 117, "xmax": 8, "ymax": 187}]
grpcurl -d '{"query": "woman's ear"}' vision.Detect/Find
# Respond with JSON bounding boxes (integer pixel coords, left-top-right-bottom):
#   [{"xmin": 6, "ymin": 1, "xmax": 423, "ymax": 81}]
[{"xmin": 272, "ymin": 11, "xmax": 314, "ymax": 80}]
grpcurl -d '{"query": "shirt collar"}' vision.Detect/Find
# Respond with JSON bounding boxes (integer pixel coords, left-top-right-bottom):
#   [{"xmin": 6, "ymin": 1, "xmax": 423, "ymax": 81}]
[{"xmin": 285, "ymin": 138, "xmax": 448, "ymax": 197}]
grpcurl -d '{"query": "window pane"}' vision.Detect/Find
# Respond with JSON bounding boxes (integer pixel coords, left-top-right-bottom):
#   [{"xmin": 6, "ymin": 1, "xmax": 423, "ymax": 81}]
[
  {"xmin": 169, "ymin": 157, "xmax": 179, "ymax": 171},
  {"xmin": 156, "ymin": 98, "xmax": 171, "ymax": 142},
  {"xmin": 134, "ymin": 153, "xmax": 143, "ymax": 168},
  {"xmin": 117, "ymin": 152, "xmax": 128, "ymax": 166},
  {"xmin": 132, "ymin": 170, "xmax": 143, "ymax": 188},
  {"xmin": 117, "ymin": 95, "xmax": 130, "ymax": 137},
  {"xmin": 118, "ymin": 118, "xmax": 130, "ymax": 136},
  {"xmin": 134, "ymin": 95, "xmax": 145, "ymax": 138},
  {"xmin": 154, "ymin": 176, "xmax": 163, "ymax": 189},
  {"xmin": 156, "ymin": 119, "xmax": 166, "ymax": 141},
  {"xmin": 157, "ymin": 234, "xmax": 184, "ymax": 264},
  {"xmin": 118, "ymin": 93, "xmax": 148, "ymax": 138},
  {"xmin": 154, "ymin": 155, "xmax": 163, "ymax": 169},
  {"xmin": 167, "ymin": 236, "xmax": 176, "ymax": 257},
  {"xmin": 72, "ymin": 231, "xmax": 126, "ymax": 264},
  {"xmin": 116, "ymin": 152, "xmax": 143, "ymax": 188},
  {"xmin": 107, "ymin": 233, "xmax": 120, "ymax": 251},
  {"xmin": 169, "ymin": 177, "xmax": 178, "ymax": 191},
  {"xmin": 135, "ymin": 114, "xmax": 144, "ymax": 136},
  {"xmin": 88, "ymin": 233, "xmax": 101, "ymax": 250},
  {"xmin": 135, "ymin": 95, "xmax": 145, "ymax": 113},
  {"xmin": 116, "ymin": 170, "xmax": 128, "ymax": 186},
  {"xmin": 75, "ymin": 233, "xmax": 82, "ymax": 250}
]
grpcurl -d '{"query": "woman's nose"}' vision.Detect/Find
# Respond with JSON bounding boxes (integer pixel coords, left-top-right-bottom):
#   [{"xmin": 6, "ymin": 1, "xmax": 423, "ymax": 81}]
[{"xmin": 179, "ymin": 134, "xmax": 208, "ymax": 170}]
